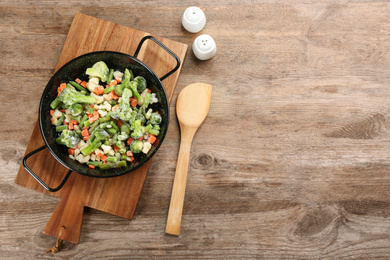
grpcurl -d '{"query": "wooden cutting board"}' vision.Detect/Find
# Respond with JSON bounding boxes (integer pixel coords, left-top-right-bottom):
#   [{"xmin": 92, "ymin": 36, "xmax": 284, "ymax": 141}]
[{"xmin": 15, "ymin": 13, "xmax": 187, "ymax": 244}]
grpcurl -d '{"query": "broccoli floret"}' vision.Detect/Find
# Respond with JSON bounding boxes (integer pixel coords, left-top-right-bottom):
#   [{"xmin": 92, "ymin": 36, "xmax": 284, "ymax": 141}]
[
  {"xmin": 149, "ymin": 112, "xmax": 162, "ymax": 125},
  {"xmin": 134, "ymin": 76, "xmax": 147, "ymax": 92},
  {"xmin": 111, "ymin": 88, "xmax": 133, "ymax": 121},
  {"xmin": 130, "ymin": 140, "xmax": 143, "ymax": 153},
  {"xmin": 130, "ymin": 119, "xmax": 145, "ymax": 139},
  {"xmin": 86, "ymin": 61, "xmax": 109, "ymax": 82},
  {"xmin": 69, "ymin": 103, "xmax": 83, "ymax": 116},
  {"xmin": 56, "ymin": 130, "xmax": 80, "ymax": 148},
  {"xmin": 59, "ymin": 86, "xmax": 96, "ymax": 106}
]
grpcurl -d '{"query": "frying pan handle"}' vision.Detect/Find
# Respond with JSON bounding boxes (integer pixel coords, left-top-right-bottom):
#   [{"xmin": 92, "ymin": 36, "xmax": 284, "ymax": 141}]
[
  {"xmin": 23, "ymin": 145, "xmax": 72, "ymax": 192},
  {"xmin": 134, "ymin": 35, "xmax": 181, "ymax": 81}
]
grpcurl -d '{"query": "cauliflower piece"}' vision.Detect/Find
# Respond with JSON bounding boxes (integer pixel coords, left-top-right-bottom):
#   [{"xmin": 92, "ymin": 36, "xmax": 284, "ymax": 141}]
[
  {"xmin": 87, "ymin": 77, "xmax": 99, "ymax": 92},
  {"xmin": 145, "ymin": 108, "xmax": 153, "ymax": 120},
  {"xmin": 100, "ymin": 101, "xmax": 112, "ymax": 111},
  {"xmin": 51, "ymin": 117, "xmax": 58, "ymax": 125},
  {"xmin": 77, "ymin": 140, "xmax": 88, "ymax": 150},
  {"xmin": 98, "ymin": 109, "xmax": 107, "ymax": 117},
  {"xmin": 108, "ymin": 149, "xmax": 115, "ymax": 156},
  {"xmin": 65, "ymin": 108, "xmax": 71, "ymax": 115},
  {"xmin": 142, "ymin": 142, "xmax": 152, "ymax": 154},
  {"xmin": 103, "ymin": 94, "xmax": 111, "ymax": 101},
  {"xmin": 91, "ymin": 92, "xmax": 104, "ymax": 104},
  {"xmin": 113, "ymin": 70, "xmax": 124, "ymax": 81},
  {"xmin": 74, "ymin": 148, "xmax": 80, "ymax": 157},
  {"xmin": 76, "ymin": 154, "xmax": 90, "ymax": 164},
  {"xmin": 64, "ymin": 114, "xmax": 72, "ymax": 123},
  {"xmin": 53, "ymin": 109, "xmax": 63, "ymax": 118},
  {"xmin": 150, "ymin": 93, "xmax": 158, "ymax": 104},
  {"xmin": 90, "ymin": 153, "xmax": 96, "ymax": 161},
  {"xmin": 69, "ymin": 154, "xmax": 75, "ymax": 160},
  {"xmin": 94, "ymin": 148, "xmax": 103, "ymax": 156},
  {"xmin": 101, "ymin": 144, "xmax": 112, "ymax": 154},
  {"xmin": 73, "ymin": 124, "xmax": 80, "ymax": 131}
]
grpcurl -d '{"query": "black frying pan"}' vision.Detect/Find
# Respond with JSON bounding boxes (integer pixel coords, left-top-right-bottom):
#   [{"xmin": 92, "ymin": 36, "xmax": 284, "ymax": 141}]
[{"xmin": 23, "ymin": 36, "xmax": 180, "ymax": 192}]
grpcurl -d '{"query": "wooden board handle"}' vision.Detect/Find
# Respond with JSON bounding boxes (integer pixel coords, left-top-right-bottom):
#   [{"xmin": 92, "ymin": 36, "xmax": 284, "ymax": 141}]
[
  {"xmin": 43, "ymin": 187, "xmax": 85, "ymax": 244},
  {"xmin": 165, "ymin": 127, "xmax": 196, "ymax": 236}
]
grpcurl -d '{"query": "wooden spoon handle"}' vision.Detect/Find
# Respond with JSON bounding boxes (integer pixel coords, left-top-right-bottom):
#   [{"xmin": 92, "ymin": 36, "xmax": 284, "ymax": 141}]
[{"xmin": 165, "ymin": 127, "xmax": 196, "ymax": 236}]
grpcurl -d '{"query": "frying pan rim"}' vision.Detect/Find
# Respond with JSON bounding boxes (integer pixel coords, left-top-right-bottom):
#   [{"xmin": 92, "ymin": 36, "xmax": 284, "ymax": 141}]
[{"xmin": 38, "ymin": 50, "xmax": 170, "ymax": 178}]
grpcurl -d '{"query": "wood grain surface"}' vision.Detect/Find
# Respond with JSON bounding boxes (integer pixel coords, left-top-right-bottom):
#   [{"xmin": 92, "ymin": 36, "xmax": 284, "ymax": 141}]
[{"xmin": 2, "ymin": 1, "xmax": 390, "ymax": 259}]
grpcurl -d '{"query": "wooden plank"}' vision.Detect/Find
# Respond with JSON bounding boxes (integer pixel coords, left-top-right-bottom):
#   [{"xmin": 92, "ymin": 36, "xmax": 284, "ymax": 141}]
[{"xmin": 15, "ymin": 13, "xmax": 188, "ymax": 244}]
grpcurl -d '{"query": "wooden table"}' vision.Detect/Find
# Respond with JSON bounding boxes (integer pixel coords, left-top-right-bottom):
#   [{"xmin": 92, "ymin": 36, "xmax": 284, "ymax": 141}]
[{"xmin": 1, "ymin": 1, "xmax": 390, "ymax": 259}]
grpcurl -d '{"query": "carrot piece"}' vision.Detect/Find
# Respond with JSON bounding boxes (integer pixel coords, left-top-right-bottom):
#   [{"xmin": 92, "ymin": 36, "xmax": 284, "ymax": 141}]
[
  {"xmin": 88, "ymin": 165, "xmax": 95, "ymax": 169},
  {"xmin": 94, "ymin": 85, "xmax": 105, "ymax": 95},
  {"xmin": 68, "ymin": 148, "xmax": 75, "ymax": 156},
  {"xmin": 130, "ymin": 156, "xmax": 135, "ymax": 162},
  {"xmin": 147, "ymin": 135, "xmax": 157, "ymax": 144},
  {"xmin": 60, "ymin": 109, "xmax": 65, "ymax": 112},
  {"xmin": 75, "ymin": 78, "xmax": 82, "ymax": 84},
  {"xmin": 68, "ymin": 122, "xmax": 74, "ymax": 130},
  {"xmin": 147, "ymin": 88, "xmax": 151, "ymax": 93},
  {"xmin": 100, "ymin": 154, "xmax": 107, "ymax": 162},
  {"xmin": 108, "ymin": 91, "xmax": 119, "ymax": 100},
  {"xmin": 113, "ymin": 146, "xmax": 120, "ymax": 152},
  {"xmin": 81, "ymin": 81, "xmax": 87, "ymax": 87},
  {"xmin": 112, "ymin": 105, "xmax": 119, "ymax": 111},
  {"xmin": 71, "ymin": 119, "xmax": 79, "ymax": 125},
  {"xmin": 127, "ymin": 138, "xmax": 134, "ymax": 145},
  {"xmin": 81, "ymin": 128, "xmax": 89, "ymax": 137},
  {"xmin": 60, "ymin": 83, "xmax": 67, "ymax": 89},
  {"xmin": 64, "ymin": 121, "xmax": 69, "ymax": 125},
  {"xmin": 130, "ymin": 97, "xmax": 137, "ymax": 107},
  {"xmin": 109, "ymin": 80, "xmax": 118, "ymax": 86},
  {"xmin": 115, "ymin": 77, "xmax": 122, "ymax": 83},
  {"xmin": 126, "ymin": 151, "xmax": 133, "ymax": 157},
  {"xmin": 137, "ymin": 136, "xmax": 144, "ymax": 141},
  {"xmin": 50, "ymin": 110, "xmax": 54, "ymax": 116},
  {"xmin": 116, "ymin": 119, "xmax": 124, "ymax": 128},
  {"xmin": 88, "ymin": 111, "xmax": 100, "ymax": 123},
  {"xmin": 83, "ymin": 135, "xmax": 90, "ymax": 141}
]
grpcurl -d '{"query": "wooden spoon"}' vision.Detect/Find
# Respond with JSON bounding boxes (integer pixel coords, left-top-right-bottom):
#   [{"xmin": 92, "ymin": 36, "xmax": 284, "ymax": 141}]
[{"xmin": 165, "ymin": 83, "xmax": 212, "ymax": 236}]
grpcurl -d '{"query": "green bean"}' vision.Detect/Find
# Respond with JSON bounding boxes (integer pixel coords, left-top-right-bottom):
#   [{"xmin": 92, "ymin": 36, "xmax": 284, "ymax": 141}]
[
  {"xmin": 99, "ymin": 113, "xmax": 111, "ymax": 123},
  {"xmin": 89, "ymin": 120, "xmax": 99, "ymax": 132},
  {"xmin": 107, "ymin": 69, "xmax": 114, "ymax": 83},
  {"xmin": 99, "ymin": 122, "xmax": 110, "ymax": 129},
  {"xmin": 83, "ymin": 120, "xmax": 92, "ymax": 127},
  {"xmin": 76, "ymin": 129, "xmax": 82, "ymax": 138},
  {"xmin": 106, "ymin": 128, "xmax": 117, "ymax": 136},
  {"xmin": 56, "ymin": 114, "xmax": 65, "ymax": 126},
  {"xmin": 116, "ymin": 161, "xmax": 127, "ymax": 167},
  {"xmin": 56, "ymin": 125, "xmax": 68, "ymax": 132},
  {"xmin": 85, "ymin": 105, "xmax": 94, "ymax": 114},
  {"xmin": 69, "ymin": 81, "xmax": 87, "ymax": 92},
  {"xmin": 99, "ymin": 162, "xmax": 117, "ymax": 170},
  {"xmin": 109, "ymin": 121, "xmax": 119, "ymax": 132},
  {"xmin": 70, "ymin": 115, "xmax": 82, "ymax": 123},
  {"xmin": 121, "ymin": 155, "xmax": 132, "ymax": 161},
  {"xmin": 87, "ymin": 161, "xmax": 103, "ymax": 167},
  {"xmin": 79, "ymin": 114, "xmax": 88, "ymax": 127},
  {"xmin": 50, "ymin": 97, "xmax": 61, "ymax": 109},
  {"xmin": 104, "ymin": 84, "xmax": 115, "ymax": 94},
  {"xmin": 106, "ymin": 156, "xmax": 118, "ymax": 163},
  {"xmin": 108, "ymin": 100, "xmax": 118, "ymax": 106}
]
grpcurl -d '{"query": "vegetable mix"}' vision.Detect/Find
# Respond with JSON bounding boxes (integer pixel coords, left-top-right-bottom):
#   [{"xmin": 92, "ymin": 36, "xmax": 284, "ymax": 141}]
[{"xmin": 49, "ymin": 61, "xmax": 162, "ymax": 170}]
